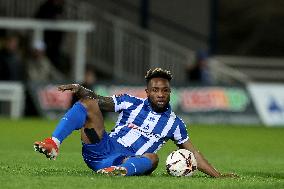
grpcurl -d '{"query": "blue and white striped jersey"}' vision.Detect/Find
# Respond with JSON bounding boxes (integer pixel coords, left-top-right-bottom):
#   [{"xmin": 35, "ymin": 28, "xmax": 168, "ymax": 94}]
[{"xmin": 109, "ymin": 94, "xmax": 189, "ymax": 155}]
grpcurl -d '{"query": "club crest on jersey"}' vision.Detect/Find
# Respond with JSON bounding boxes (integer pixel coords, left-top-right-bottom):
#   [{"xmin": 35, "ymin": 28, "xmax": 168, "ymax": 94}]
[{"xmin": 148, "ymin": 117, "xmax": 155, "ymax": 122}]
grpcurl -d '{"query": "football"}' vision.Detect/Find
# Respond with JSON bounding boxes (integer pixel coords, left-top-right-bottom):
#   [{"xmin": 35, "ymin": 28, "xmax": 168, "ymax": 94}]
[{"xmin": 166, "ymin": 149, "xmax": 197, "ymax": 177}]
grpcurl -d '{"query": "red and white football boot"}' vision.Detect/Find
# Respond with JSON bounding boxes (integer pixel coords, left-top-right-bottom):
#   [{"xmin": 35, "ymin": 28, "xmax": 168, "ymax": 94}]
[{"xmin": 34, "ymin": 138, "xmax": 59, "ymax": 160}]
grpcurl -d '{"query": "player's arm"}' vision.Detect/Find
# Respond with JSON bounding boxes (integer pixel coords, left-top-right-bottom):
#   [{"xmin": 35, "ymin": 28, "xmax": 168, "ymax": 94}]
[
  {"xmin": 58, "ymin": 84, "xmax": 115, "ymax": 112},
  {"xmin": 178, "ymin": 140, "xmax": 236, "ymax": 178}
]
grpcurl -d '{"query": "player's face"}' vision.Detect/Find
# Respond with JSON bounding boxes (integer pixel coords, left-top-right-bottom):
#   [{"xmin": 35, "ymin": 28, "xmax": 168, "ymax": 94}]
[{"xmin": 146, "ymin": 77, "xmax": 171, "ymax": 112}]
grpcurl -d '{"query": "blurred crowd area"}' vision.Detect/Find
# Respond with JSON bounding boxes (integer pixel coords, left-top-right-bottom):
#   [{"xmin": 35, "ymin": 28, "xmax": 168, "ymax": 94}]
[
  {"xmin": 0, "ymin": 30, "xmax": 97, "ymax": 116},
  {"xmin": 0, "ymin": 0, "xmax": 283, "ymax": 118},
  {"xmin": 0, "ymin": 0, "xmax": 72, "ymax": 83},
  {"xmin": 0, "ymin": 30, "xmax": 209, "ymax": 84},
  {"xmin": 0, "ymin": 1, "xmax": 97, "ymax": 117},
  {"xmin": 0, "ymin": 0, "xmax": 211, "ymax": 87},
  {"xmin": 0, "ymin": 32, "xmax": 70, "ymax": 83}
]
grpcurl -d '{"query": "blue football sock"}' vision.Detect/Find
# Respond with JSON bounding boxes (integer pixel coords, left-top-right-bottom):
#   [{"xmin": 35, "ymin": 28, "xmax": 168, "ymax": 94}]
[
  {"xmin": 52, "ymin": 102, "xmax": 87, "ymax": 143},
  {"xmin": 121, "ymin": 156, "xmax": 153, "ymax": 176}
]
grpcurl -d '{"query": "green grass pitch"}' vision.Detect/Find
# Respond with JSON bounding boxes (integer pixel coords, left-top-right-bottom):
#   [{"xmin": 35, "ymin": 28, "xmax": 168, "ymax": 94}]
[{"xmin": 0, "ymin": 118, "xmax": 283, "ymax": 189}]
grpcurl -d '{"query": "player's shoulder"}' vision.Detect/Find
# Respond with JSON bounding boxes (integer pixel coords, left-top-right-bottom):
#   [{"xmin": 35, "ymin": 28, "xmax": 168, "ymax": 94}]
[
  {"xmin": 115, "ymin": 93, "xmax": 145, "ymax": 103},
  {"xmin": 172, "ymin": 112, "xmax": 186, "ymax": 126},
  {"xmin": 127, "ymin": 94, "xmax": 145, "ymax": 101}
]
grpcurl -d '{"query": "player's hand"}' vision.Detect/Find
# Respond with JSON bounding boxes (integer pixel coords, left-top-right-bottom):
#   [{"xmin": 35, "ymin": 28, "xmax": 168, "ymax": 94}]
[{"xmin": 58, "ymin": 84, "xmax": 95, "ymax": 99}]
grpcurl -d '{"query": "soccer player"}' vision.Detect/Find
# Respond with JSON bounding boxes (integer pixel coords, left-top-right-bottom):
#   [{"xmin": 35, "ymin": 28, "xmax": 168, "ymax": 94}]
[{"xmin": 34, "ymin": 68, "xmax": 235, "ymax": 177}]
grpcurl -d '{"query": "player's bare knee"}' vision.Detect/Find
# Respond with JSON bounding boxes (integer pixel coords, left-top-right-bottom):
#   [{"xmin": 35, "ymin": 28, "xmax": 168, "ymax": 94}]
[
  {"xmin": 80, "ymin": 98, "xmax": 99, "ymax": 111},
  {"xmin": 80, "ymin": 99, "xmax": 103, "ymax": 119},
  {"xmin": 143, "ymin": 153, "xmax": 159, "ymax": 168}
]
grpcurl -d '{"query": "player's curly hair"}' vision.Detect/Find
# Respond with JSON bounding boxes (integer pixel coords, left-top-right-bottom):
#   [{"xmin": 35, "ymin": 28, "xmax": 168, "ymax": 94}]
[{"xmin": 145, "ymin": 68, "xmax": 173, "ymax": 83}]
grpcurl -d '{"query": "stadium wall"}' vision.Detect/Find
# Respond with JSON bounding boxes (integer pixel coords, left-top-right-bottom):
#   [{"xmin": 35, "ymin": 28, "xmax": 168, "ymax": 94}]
[
  {"xmin": 29, "ymin": 82, "xmax": 284, "ymax": 126},
  {"xmin": 27, "ymin": 82, "xmax": 284, "ymax": 126},
  {"xmin": 247, "ymin": 83, "xmax": 284, "ymax": 126}
]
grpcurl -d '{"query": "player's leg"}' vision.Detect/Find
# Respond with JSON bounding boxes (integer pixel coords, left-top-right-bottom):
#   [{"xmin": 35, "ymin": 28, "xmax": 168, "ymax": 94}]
[
  {"xmin": 79, "ymin": 98, "xmax": 105, "ymax": 144},
  {"xmin": 34, "ymin": 98, "xmax": 104, "ymax": 159},
  {"xmin": 34, "ymin": 101, "xmax": 88, "ymax": 159},
  {"xmin": 97, "ymin": 153, "xmax": 159, "ymax": 176},
  {"xmin": 120, "ymin": 153, "xmax": 159, "ymax": 176},
  {"xmin": 80, "ymin": 99, "xmax": 130, "ymax": 174},
  {"xmin": 142, "ymin": 153, "xmax": 159, "ymax": 174}
]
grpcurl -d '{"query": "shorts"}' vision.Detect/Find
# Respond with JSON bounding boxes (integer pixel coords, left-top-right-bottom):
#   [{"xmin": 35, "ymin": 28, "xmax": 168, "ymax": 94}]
[{"xmin": 82, "ymin": 132, "xmax": 135, "ymax": 171}]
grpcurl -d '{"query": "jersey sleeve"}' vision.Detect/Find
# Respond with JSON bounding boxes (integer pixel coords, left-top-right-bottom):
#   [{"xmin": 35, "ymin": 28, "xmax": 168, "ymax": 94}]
[
  {"xmin": 111, "ymin": 94, "xmax": 134, "ymax": 112},
  {"xmin": 173, "ymin": 119, "xmax": 189, "ymax": 144}
]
